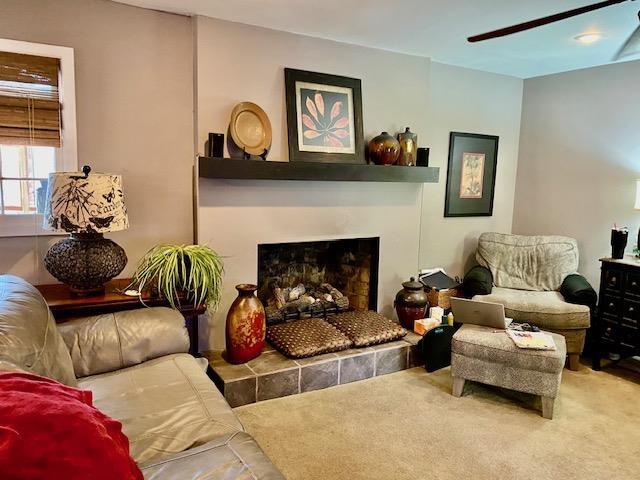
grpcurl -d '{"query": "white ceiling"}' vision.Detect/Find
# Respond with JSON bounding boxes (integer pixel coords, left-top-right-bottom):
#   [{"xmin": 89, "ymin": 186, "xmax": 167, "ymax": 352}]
[{"xmin": 112, "ymin": 0, "xmax": 640, "ymax": 78}]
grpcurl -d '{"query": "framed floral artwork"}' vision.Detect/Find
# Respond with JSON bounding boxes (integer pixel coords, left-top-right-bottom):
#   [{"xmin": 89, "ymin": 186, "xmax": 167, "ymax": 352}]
[
  {"xmin": 444, "ymin": 132, "xmax": 499, "ymax": 217},
  {"xmin": 285, "ymin": 68, "xmax": 364, "ymax": 163}
]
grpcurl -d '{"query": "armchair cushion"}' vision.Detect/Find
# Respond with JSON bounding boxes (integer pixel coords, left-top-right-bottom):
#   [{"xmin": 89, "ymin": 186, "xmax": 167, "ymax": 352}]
[
  {"xmin": 463, "ymin": 265, "xmax": 493, "ymax": 297},
  {"xmin": 473, "ymin": 287, "xmax": 590, "ymax": 330},
  {"xmin": 560, "ymin": 274, "xmax": 597, "ymax": 308},
  {"xmin": 58, "ymin": 307, "xmax": 189, "ymax": 378},
  {"xmin": 476, "ymin": 233, "xmax": 579, "ymax": 291}
]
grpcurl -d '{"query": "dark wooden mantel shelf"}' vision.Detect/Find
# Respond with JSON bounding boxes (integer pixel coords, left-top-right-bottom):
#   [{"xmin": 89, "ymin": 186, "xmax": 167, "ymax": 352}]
[{"xmin": 198, "ymin": 157, "xmax": 439, "ymax": 183}]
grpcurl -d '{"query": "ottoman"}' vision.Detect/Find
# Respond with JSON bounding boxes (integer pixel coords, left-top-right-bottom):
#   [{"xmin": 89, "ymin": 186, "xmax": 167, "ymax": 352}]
[{"xmin": 451, "ymin": 324, "xmax": 566, "ymax": 419}]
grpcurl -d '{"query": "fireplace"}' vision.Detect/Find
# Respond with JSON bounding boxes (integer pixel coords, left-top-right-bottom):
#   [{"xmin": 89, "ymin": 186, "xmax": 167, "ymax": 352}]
[{"xmin": 257, "ymin": 237, "xmax": 380, "ymax": 322}]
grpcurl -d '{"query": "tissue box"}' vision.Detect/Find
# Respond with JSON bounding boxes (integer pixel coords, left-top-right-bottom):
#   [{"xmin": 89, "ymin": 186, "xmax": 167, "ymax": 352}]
[{"xmin": 414, "ymin": 317, "xmax": 441, "ymax": 336}]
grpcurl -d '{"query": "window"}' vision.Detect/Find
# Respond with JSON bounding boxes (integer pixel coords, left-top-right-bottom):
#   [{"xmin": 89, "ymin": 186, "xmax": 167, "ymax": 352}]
[{"xmin": 0, "ymin": 39, "xmax": 77, "ymax": 237}]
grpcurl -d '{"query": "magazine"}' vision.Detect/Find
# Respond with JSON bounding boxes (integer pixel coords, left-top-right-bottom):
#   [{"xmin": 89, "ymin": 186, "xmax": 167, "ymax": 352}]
[{"xmin": 506, "ymin": 330, "xmax": 556, "ymax": 351}]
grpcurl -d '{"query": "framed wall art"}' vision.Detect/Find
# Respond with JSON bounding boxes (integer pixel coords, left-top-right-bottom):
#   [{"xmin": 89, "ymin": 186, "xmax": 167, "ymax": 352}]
[
  {"xmin": 284, "ymin": 68, "xmax": 364, "ymax": 164},
  {"xmin": 444, "ymin": 132, "xmax": 499, "ymax": 217}
]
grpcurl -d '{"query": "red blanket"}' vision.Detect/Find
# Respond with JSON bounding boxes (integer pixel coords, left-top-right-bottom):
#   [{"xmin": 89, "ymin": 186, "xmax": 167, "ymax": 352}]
[{"xmin": 0, "ymin": 372, "xmax": 142, "ymax": 480}]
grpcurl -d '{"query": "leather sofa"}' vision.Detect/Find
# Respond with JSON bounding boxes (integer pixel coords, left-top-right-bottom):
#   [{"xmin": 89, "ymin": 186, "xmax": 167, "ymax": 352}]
[
  {"xmin": 0, "ymin": 274, "xmax": 284, "ymax": 479},
  {"xmin": 462, "ymin": 233, "xmax": 597, "ymax": 371}
]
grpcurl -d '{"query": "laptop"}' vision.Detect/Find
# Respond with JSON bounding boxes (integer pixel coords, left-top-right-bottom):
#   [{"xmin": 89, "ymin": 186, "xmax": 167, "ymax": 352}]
[{"xmin": 450, "ymin": 297, "xmax": 513, "ymax": 329}]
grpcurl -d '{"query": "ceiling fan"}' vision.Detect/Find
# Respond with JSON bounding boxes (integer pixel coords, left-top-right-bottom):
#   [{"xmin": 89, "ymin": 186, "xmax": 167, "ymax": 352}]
[{"xmin": 468, "ymin": 0, "xmax": 640, "ymax": 61}]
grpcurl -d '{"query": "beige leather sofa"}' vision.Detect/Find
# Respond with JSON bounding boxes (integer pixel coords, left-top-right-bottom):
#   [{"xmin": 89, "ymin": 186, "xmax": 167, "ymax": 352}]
[{"xmin": 0, "ymin": 274, "xmax": 284, "ymax": 479}]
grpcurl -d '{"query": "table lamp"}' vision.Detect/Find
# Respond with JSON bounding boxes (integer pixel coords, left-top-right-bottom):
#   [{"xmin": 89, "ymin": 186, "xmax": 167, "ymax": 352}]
[
  {"xmin": 43, "ymin": 166, "xmax": 129, "ymax": 295},
  {"xmin": 635, "ymin": 179, "xmax": 640, "ymax": 251}
]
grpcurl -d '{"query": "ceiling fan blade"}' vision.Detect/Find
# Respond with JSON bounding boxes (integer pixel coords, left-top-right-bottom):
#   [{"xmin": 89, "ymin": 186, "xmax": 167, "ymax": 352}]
[
  {"xmin": 468, "ymin": 0, "xmax": 629, "ymax": 43},
  {"xmin": 614, "ymin": 23, "xmax": 640, "ymax": 59}
]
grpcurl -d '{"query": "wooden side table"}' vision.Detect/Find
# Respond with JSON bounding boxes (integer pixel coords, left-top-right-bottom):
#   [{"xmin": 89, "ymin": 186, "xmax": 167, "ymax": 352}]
[{"xmin": 36, "ymin": 278, "xmax": 205, "ymax": 356}]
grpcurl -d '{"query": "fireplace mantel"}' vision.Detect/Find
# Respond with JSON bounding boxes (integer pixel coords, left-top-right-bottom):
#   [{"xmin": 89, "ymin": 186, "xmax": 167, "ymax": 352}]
[{"xmin": 198, "ymin": 157, "xmax": 439, "ymax": 183}]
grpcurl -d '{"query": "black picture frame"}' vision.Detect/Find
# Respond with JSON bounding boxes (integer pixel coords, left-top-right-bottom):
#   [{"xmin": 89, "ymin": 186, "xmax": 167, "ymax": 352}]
[
  {"xmin": 284, "ymin": 68, "xmax": 365, "ymax": 164},
  {"xmin": 444, "ymin": 132, "xmax": 499, "ymax": 217}
]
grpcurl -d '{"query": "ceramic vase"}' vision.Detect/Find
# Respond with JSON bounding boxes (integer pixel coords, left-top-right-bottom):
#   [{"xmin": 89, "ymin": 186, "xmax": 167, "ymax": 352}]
[
  {"xmin": 394, "ymin": 277, "xmax": 429, "ymax": 330},
  {"xmin": 225, "ymin": 284, "xmax": 266, "ymax": 364},
  {"xmin": 397, "ymin": 127, "xmax": 417, "ymax": 166},
  {"xmin": 368, "ymin": 131, "xmax": 401, "ymax": 165}
]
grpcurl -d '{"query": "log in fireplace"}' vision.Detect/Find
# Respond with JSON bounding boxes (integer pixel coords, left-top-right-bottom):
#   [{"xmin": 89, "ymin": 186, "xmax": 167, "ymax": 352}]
[{"xmin": 257, "ymin": 237, "xmax": 379, "ymax": 323}]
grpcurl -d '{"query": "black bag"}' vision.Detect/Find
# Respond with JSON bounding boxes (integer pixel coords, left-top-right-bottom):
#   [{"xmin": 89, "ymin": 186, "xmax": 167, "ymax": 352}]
[{"xmin": 419, "ymin": 324, "xmax": 457, "ymax": 373}]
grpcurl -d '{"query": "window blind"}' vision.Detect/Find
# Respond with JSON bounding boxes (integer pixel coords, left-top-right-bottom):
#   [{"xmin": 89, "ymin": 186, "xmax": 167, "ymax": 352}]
[{"xmin": 0, "ymin": 51, "xmax": 61, "ymax": 147}]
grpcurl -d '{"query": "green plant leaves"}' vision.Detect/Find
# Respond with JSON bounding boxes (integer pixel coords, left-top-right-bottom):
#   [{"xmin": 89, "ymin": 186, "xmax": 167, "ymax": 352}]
[{"xmin": 129, "ymin": 244, "xmax": 224, "ymax": 311}]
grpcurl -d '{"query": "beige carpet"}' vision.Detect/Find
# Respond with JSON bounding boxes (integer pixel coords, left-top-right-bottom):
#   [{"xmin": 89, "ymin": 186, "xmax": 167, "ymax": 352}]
[{"xmin": 236, "ymin": 363, "xmax": 640, "ymax": 480}]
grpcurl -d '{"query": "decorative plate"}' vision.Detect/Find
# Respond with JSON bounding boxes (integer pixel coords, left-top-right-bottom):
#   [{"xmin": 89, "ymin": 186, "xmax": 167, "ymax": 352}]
[{"xmin": 229, "ymin": 102, "xmax": 272, "ymax": 156}]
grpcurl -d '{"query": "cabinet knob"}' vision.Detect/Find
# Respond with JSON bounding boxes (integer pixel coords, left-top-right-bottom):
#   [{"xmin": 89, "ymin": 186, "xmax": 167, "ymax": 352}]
[
  {"xmin": 632, "ymin": 281, "xmax": 637, "ymax": 288},
  {"xmin": 609, "ymin": 303, "xmax": 615, "ymax": 309},
  {"xmin": 611, "ymin": 277, "xmax": 617, "ymax": 284},
  {"xmin": 628, "ymin": 307, "xmax": 634, "ymax": 314}
]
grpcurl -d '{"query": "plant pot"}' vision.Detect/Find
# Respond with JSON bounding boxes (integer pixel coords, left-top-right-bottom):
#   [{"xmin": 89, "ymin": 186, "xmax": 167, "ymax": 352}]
[{"xmin": 225, "ymin": 284, "xmax": 266, "ymax": 364}]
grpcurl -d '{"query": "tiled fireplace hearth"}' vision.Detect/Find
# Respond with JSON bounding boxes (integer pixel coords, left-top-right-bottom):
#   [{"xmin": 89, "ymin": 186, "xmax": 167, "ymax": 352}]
[{"xmin": 206, "ymin": 332, "xmax": 422, "ymax": 408}]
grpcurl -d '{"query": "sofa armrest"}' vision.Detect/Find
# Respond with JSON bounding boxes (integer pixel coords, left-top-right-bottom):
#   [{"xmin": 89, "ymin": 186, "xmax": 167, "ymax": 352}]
[
  {"xmin": 57, "ymin": 307, "xmax": 190, "ymax": 378},
  {"xmin": 139, "ymin": 432, "xmax": 285, "ymax": 480},
  {"xmin": 560, "ymin": 274, "xmax": 597, "ymax": 308},
  {"xmin": 462, "ymin": 265, "xmax": 493, "ymax": 297}
]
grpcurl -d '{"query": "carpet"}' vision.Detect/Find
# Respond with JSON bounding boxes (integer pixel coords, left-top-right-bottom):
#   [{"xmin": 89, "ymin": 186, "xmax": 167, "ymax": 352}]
[{"xmin": 235, "ymin": 363, "xmax": 640, "ymax": 480}]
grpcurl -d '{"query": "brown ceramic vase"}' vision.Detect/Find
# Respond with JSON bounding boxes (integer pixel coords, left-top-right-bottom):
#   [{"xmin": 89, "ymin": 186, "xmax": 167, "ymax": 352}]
[
  {"xmin": 225, "ymin": 284, "xmax": 266, "ymax": 364},
  {"xmin": 368, "ymin": 131, "xmax": 401, "ymax": 165},
  {"xmin": 394, "ymin": 277, "xmax": 429, "ymax": 330}
]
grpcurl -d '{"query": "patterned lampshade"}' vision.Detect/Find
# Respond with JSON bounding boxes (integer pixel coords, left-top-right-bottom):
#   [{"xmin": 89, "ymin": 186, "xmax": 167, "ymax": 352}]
[{"xmin": 43, "ymin": 167, "xmax": 129, "ymax": 233}]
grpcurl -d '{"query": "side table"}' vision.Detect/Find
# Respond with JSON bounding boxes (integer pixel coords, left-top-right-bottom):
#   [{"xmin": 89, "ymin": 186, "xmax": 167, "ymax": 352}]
[
  {"xmin": 593, "ymin": 256, "xmax": 640, "ymax": 370},
  {"xmin": 36, "ymin": 278, "xmax": 205, "ymax": 356}
]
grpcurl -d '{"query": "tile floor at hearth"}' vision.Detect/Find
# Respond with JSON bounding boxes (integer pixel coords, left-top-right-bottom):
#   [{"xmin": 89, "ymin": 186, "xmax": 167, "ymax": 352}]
[{"xmin": 204, "ymin": 332, "xmax": 422, "ymax": 407}]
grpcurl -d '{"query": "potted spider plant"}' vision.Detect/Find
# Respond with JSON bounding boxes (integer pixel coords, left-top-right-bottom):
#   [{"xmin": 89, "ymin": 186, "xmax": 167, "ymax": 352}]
[{"xmin": 129, "ymin": 244, "xmax": 224, "ymax": 311}]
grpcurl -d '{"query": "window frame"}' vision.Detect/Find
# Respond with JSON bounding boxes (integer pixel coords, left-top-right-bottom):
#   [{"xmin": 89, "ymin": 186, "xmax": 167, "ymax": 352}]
[{"xmin": 0, "ymin": 38, "xmax": 77, "ymax": 237}]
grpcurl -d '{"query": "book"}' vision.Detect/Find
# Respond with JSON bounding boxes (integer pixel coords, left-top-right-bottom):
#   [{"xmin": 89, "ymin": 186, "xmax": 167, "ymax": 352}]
[{"xmin": 506, "ymin": 330, "xmax": 556, "ymax": 351}]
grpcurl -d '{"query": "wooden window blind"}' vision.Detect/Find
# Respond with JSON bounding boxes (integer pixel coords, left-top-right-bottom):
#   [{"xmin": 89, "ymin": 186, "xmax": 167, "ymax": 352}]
[{"xmin": 0, "ymin": 51, "xmax": 61, "ymax": 147}]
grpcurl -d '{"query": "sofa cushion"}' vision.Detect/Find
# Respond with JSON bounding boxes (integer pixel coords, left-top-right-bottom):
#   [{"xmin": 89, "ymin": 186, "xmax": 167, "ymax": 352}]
[
  {"xmin": 473, "ymin": 287, "xmax": 590, "ymax": 330},
  {"xmin": 58, "ymin": 307, "xmax": 190, "ymax": 377},
  {"xmin": 0, "ymin": 371, "xmax": 142, "ymax": 480},
  {"xmin": 326, "ymin": 310, "xmax": 407, "ymax": 348},
  {"xmin": 267, "ymin": 318, "xmax": 352, "ymax": 359},
  {"xmin": 139, "ymin": 432, "xmax": 284, "ymax": 480},
  {"xmin": 452, "ymin": 324, "xmax": 566, "ymax": 374},
  {"xmin": 476, "ymin": 233, "xmax": 579, "ymax": 291},
  {"xmin": 78, "ymin": 353, "xmax": 243, "ymax": 464},
  {"xmin": 0, "ymin": 275, "xmax": 77, "ymax": 386}
]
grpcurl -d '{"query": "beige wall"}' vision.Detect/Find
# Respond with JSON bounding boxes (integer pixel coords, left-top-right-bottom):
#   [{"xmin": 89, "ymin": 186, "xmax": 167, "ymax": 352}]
[
  {"xmin": 420, "ymin": 62, "xmax": 523, "ymax": 277},
  {"xmin": 513, "ymin": 60, "xmax": 640, "ymax": 288},
  {"xmin": 0, "ymin": 0, "xmax": 194, "ymax": 283},
  {"xmin": 195, "ymin": 17, "xmax": 523, "ymax": 349}
]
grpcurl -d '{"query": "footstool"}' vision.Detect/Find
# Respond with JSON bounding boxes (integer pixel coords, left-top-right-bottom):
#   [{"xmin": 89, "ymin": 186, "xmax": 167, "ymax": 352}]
[{"xmin": 451, "ymin": 324, "xmax": 566, "ymax": 419}]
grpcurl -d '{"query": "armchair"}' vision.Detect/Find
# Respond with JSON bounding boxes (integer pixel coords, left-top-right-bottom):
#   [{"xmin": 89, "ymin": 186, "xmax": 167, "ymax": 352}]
[{"xmin": 462, "ymin": 233, "xmax": 597, "ymax": 371}]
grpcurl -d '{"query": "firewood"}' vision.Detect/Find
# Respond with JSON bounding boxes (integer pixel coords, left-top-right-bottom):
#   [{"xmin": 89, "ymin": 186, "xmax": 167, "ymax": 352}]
[
  {"xmin": 321, "ymin": 283, "xmax": 344, "ymax": 299},
  {"xmin": 288, "ymin": 283, "xmax": 306, "ymax": 301},
  {"xmin": 273, "ymin": 287, "xmax": 286, "ymax": 309}
]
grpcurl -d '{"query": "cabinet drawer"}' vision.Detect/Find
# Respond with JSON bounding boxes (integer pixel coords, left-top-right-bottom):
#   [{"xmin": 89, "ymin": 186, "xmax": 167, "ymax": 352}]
[
  {"xmin": 622, "ymin": 299, "xmax": 640, "ymax": 325},
  {"xmin": 626, "ymin": 272, "xmax": 640, "ymax": 297},
  {"xmin": 601, "ymin": 316, "xmax": 619, "ymax": 342},
  {"xmin": 618, "ymin": 324, "xmax": 639, "ymax": 351},
  {"xmin": 600, "ymin": 295, "xmax": 621, "ymax": 317},
  {"xmin": 603, "ymin": 268, "xmax": 623, "ymax": 292}
]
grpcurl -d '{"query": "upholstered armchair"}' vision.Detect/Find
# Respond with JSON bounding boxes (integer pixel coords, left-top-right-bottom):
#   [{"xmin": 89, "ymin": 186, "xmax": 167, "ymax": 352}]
[{"xmin": 462, "ymin": 233, "xmax": 597, "ymax": 371}]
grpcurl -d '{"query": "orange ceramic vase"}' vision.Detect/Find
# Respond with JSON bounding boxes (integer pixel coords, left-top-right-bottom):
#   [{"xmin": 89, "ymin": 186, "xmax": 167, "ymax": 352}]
[{"xmin": 225, "ymin": 284, "xmax": 266, "ymax": 364}]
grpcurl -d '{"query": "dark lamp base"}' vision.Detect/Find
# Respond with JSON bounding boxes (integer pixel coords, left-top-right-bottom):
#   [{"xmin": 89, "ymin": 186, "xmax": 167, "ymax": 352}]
[{"xmin": 44, "ymin": 233, "xmax": 127, "ymax": 295}]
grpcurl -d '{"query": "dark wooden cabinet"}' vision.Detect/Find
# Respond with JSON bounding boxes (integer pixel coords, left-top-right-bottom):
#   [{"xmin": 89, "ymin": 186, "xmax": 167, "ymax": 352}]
[
  {"xmin": 36, "ymin": 279, "xmax": 205, "ymax": 356},
  {"xmin": 593, "ymin": 257, "xmax": 640, "ymax": 369}
]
